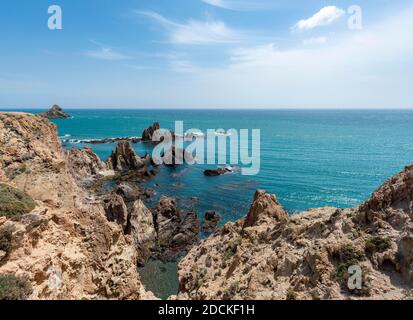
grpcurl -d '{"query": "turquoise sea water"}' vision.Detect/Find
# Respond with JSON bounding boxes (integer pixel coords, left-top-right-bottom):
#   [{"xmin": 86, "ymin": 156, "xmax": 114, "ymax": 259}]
[
  {"xmin": 5, "ymin": 108, "xmax": 413, "ymax": 298},
  {"xmin": 7, "ymin": 109, "xmax": 413, "ymax": 222}
]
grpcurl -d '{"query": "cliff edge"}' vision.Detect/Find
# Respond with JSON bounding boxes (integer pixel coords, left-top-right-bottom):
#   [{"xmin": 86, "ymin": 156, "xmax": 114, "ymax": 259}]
[{"xmin": 0, "ymin": 113, "xmax": 152, "ymax": 300}]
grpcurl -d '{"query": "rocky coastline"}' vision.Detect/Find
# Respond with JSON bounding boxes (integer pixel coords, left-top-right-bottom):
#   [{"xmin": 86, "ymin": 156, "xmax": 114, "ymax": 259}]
[{"xmin": 1, "ymin": 112, "xmax": 412, "ymax": 300}]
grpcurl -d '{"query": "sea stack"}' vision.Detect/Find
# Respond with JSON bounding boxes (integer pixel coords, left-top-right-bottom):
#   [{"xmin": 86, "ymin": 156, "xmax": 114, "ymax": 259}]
[
  {"xmin": 39, "ymin": 104, "xmax": 71, "ymax": 119},
  {"xmin": 142, "ymin": 122, "xmax": 160, "ymax": 141}
]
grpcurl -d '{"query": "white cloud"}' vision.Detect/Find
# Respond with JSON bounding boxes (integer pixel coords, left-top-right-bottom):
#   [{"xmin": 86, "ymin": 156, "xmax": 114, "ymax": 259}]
[
  {"xmin": 136, "ymin": 10, "xmax": 240, "ymax": 45},
  {"xmin": 201, "ymin": 0, "xmax": 271, "ymax": 11},
  {"xmin": 303, "ymin": 36, "xmax": 328, "ymax": 45},
  {"xmin": 84, "ymin": 47, "xmax": 128, "ymax": 60},
  {"xmin": 153, "ymin": 5, "xmax": 413, "ymax": 108},
  {"xmin": 294, "ymin": 6, "xmax": 345, "ymax": 30}
]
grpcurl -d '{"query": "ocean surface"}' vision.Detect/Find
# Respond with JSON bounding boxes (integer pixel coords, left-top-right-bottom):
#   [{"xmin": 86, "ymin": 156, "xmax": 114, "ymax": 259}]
[{"xmin": 5, "ymin": 108, "xmax": 413, "ymax": 298}]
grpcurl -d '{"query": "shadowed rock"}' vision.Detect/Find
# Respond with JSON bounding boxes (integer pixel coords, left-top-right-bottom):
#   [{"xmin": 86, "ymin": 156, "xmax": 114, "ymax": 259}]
[
  {"xmin": 142, "ymin": 122, "xmax": 160, "ymax": 141},
  {"xmin": 107, "ymin": 141, "xmax": 145, "ymax": 171}
]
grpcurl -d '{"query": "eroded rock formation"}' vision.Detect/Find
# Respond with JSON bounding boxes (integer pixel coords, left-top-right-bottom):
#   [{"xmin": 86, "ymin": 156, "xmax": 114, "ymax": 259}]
[
  {"xmin": 142, "ymin": 122, "xmax": 160, "ymax": 142},
  {"xmin": 176, "ymin": 168, "xmax": 413, "ymax": 300},
  {"xmin": 0, "ymin": 113, "xmax": 153, "ymax": 300}
]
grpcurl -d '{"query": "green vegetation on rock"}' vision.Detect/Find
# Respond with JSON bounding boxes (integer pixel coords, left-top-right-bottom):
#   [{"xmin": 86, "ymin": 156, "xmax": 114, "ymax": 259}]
[
  {"xmin": 365, "ymin": 236, "xmax": 391, "ymax": 255},
  {"xmin": 0, "ymin": 184, "xmax": 35, "ymax": 221},
  {"xmin": 0, "ymin": 225, "xmax": 14, "ymax": 256},
  {"xmin": 0, "ymin": 275, "xmax": 33, "ymax": 300}
]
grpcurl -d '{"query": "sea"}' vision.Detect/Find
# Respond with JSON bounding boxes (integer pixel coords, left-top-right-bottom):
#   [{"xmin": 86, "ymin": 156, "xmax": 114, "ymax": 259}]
[{"xmin": 5, "ymin": 108, "xmax": 413, "ymax": 298}]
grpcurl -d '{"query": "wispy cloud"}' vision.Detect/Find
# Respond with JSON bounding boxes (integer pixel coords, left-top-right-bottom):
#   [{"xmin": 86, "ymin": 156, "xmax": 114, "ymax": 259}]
[
  {"xmin": 135, "ymin": 10, "xmax": 241, "ymax": 45},
  {"xmin": 294, "ymin": 6, "xmax": 345, "ymax": 31},
  {"xmin": 201, "ymin": 0, "xmax": 272, "ymax": 11},
  {"xmin": 84, "ymin": 43, "xmax": 128, "ymax": 60}
]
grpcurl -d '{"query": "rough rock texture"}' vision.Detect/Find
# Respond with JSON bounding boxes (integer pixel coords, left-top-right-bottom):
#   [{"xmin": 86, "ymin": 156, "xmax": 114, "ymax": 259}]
[
  {"xmin": 39, "ymin": 105, "xmax": 71, "ymax": 119},
  {"xmin": 203, "ymin": 211, "xmax": 220, "ymax": 233},
  {"xmin": 0, "ymin": 112, "xmax": 152, "ymax": 300},
  {"xmin": 176, "ymin": 169, "xmax": 413, "ymax": 300},
  {"xmin": 66, "ymin": 147, "xmax": 112, "ymax": 187},
  {"xmin": 107, "ymin": 141, "xmax": 145, "ymax": 172},
  {"xmin": 155, "ymin": 197, "xmax": 200, "ymax": 260},
  {"xmin": 142, "ymin": 122, "xmax": 160, "ymax": 141},
  {"xmin": 103, "ymin": 194, "xmax": 129, "ymax": 231},
  {"xmin": 0, "ymin": 113, "xmax": 79, "ymax": 207},
  {"xmin": 128, "ymin": 200, "xmax": 157, "ymax": 266}
]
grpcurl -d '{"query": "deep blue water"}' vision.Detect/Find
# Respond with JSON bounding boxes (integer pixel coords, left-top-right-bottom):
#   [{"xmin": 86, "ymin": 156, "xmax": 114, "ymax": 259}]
[{"xmin": 6, "ymin": 109, "xmax": 413, "ymax": 224}]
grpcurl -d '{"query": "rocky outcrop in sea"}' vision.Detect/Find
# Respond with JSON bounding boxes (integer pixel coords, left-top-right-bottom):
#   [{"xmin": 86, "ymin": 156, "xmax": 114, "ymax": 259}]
[{"xmin": 39, "ymin": 105, "xmax": 71, "ymax": 119}]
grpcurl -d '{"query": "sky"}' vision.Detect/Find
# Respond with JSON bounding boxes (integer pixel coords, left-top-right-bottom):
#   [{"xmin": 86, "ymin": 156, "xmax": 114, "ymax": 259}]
[{"xmin": 0, "ymin": 0, "xmax": 412, "ymax": 109}]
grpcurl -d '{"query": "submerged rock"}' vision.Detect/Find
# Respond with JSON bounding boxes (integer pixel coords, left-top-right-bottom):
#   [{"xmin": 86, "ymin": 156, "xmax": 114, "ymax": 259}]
[
  {"xmin": 39, "ymin": 105, "xmax": 71, "ymax": 119},
  {"xmin": 204, "ymin": 167, "xmax": 232, "ymax": 177}
]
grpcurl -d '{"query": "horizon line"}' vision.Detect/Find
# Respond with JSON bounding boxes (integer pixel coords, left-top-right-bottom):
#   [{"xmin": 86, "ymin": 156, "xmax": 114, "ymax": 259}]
[{"xmin": 2, "ymin": 106, "xmax": 413, "ymax": 111}]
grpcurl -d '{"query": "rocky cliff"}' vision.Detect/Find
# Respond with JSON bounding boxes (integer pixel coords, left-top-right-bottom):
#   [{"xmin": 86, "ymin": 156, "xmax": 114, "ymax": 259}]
[
  {"xmin": 0, "ymin": 113, "xmax": 153, "ymax": 300},
  {"xmin": 176, "ymin": 168, "xmax": 413, "ymax": 300}
]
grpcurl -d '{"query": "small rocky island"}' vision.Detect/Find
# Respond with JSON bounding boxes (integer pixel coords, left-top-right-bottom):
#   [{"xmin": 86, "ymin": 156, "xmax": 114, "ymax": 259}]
[{"xmin": 39, "ymin": 105, "xmax": 71, "ymax": 119}]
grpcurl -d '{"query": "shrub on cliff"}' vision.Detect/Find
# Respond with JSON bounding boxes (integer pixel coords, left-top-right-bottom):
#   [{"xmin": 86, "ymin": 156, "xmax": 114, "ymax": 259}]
[
  {"xmin": 0, "ymin": 184, "xmax": 35, "ymax": 221},
  {"xmin": 365, "ymin": 236, "xmax": 391, "ymax": 255},
  {"xmin": 0, "ymin": 275, "xmax": 33, "ymax": 300},
  {"xmin": 0, "ymin": 225, "xmax": 14, "ymax": 256}
]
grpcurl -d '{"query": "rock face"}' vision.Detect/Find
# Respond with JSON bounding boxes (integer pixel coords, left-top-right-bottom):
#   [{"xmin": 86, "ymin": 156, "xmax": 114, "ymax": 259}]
[
  {"xmin": 39, "ymin": 105, "xmax": 71, "ymax": 119},
  {"xmin": 155, "ymin": 197, "xmax": 200, "ymax": 260},
  {"xmin": 103, "ymin": 194, "xmax": 129, "ymax": 231},
  {"xmin": 0, "ymin": 113, "xmax": 152, "ymax": 300},
  {"xmin": 202, "ymin": 211, "xmax": 220, "ymax": 233},
  {"xmin": 66, "ymin": 147, "xmax": 112, "ymax": 187},
  {"xmin": 128, "ymin": 200, "xmax": 157, "ymax": 266},
  {"xmin": 142, "ymin": 122, "xmax": 160, "ymax": 141},
  {"xmin": 107, "ymin": 141, "xmax": 145, "ymax": 171},
  {"xmin": 176, "ymin": 168, "xmax": 413, "ymax": 300}
]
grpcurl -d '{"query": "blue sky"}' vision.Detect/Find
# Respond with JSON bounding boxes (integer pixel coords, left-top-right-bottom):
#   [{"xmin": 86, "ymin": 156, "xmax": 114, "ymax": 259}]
[{"xmin": 0, "ymin": 0, "xmax": 412, "ymax": 108}]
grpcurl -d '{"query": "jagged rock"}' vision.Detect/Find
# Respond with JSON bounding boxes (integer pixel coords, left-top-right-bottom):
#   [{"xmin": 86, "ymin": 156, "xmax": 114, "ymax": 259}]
[
  {"xmin": 203, "ymin": 211, "xmax": 220, "ymax": 233},
  {"xmin": 103, "ymin": 194, "xmax": 128, "ymax": 231},
  {"xmin": 128, "ymin": 200, "xmax": 156, "ymax": 266},
  {"xmin": 39, "ymin": 105, "xmax": 71, "ymax": 119},
  {"xmin": 155, "ymin": 196, "xmax": 200, "ymax": 260},
  {"xmin": 243, "ymin": 189, "xmax": 289, "ymax": 229},
  {"xmin": 176, "ymin": 166, "xmax": 413, "ymax": 300},
  {"xmin": 67, "ymin": 147, "xmax": 111, "ymax": 187},
  {"xmin": 107, "ymin": 141, "xmax": 145, "ymax": 172},
  {"xmin": 142, "ymin": 122, "xmax": 160, "ymax": 141}
]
